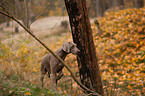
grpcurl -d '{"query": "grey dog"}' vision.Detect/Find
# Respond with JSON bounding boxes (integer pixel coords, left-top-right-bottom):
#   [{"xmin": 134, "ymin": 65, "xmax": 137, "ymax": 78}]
[{"xmin": 40, "ymin": 42, "xmax": 80, "ymax": 91}]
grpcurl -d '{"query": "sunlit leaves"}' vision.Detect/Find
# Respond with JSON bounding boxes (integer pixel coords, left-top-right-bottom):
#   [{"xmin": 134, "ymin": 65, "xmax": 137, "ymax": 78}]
[
  {"xmin": 24, "ymin": 92, "xmax": 31, "ymax": 95},
  {"xmin": 93, "ymin": 8, "xmax": 145, "ymax": 95}
]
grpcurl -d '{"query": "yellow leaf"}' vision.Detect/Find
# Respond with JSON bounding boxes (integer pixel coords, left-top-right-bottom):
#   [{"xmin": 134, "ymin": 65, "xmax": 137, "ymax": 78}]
[
  {"xmin": 33, "ymin": 69, "xmax": 37, "ymax": 72},
  {"xmin": 116, "ymin": 44, "xmax": 121, "ymax": 48},
  {"xmin": 109, "ymin": 69, "xmax": 113, "ymax": 73},
  {"xmin": 138, "ymin": 27, "xmax": 143, "ymax": 32},
  {"xmin": 105, "ymin": 50, "xmax": 108, "ymax": 53},
  {"xmin": 24, "ymin": 92, "xmax": 31, "ymax": 95},
  {"xmin": 128, "ymin": 85, "xmax": 131, "ymax": 89},
  {"xmin": 128, "ymin": 23, "xmax": 133, "ymax": 29},
  {"xmin": 117, "ymin": 60, "xmax": 121, "ymax": 64},
  {"xmin": 103, "ymin": 78, "xmax": 107, "ymax": 80}
]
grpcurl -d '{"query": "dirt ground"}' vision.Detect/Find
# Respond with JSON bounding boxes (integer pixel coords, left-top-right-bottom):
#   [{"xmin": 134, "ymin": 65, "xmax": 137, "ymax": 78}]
[
  {"xmin": 0, "ymin": 16, "xmax": 69, "ymax": 32},
  {"xmin": 0, "ymin": 16, "xmax": 70, "ymax": 47}
]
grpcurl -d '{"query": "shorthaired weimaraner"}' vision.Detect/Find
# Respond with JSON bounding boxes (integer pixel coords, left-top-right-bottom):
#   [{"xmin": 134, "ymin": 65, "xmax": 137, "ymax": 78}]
[{"xmin": 40, "ymin": 42, "xmax": 80, "ymax": 91}]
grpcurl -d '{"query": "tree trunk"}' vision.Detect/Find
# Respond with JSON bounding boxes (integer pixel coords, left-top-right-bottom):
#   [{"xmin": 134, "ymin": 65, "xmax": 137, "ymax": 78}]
[
  {"xmin": 14, "ymin": 0, "xmax": 19, "ymax": 33},
  {"xmin": 108, "ymin": 0, "xmax": 113, "ymax": 8},
  {"xmin": 6, "ymin": 20, "xmax": 10, "ymax": 27},
  {"xmin": 117, "ymin": 0, "xmax": 124, "ymax": 7},
  {"xmin": 64, "ymin": 0, "xmax": 104, "ymax": 95},
  {"xmin": 61, "ymin": 0, "xmax": 64, "ymax": 16},
  {"xmin": 24, "ymin": 0, "xmax": 30, "ymax": 29},
  {"xmin": 51, "ymin": 0, "xmax": 56, "ymax": 16},
  {"xmin": 95, "ymin": 0, "xmax": 100, "ymax": 17},
  {"xmin": 99, "ymin": 0, "xmax": 105, "ymax": 16},
  {"xmin": 134, "ymin": 0, "xmax": 144, "ymax": 8}
]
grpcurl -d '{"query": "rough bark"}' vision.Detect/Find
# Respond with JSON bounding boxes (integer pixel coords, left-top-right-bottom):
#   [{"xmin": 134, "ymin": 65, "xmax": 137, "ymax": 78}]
[{"xmin": 64, "ymin": 0, "xmax": 104, "ymax": 95}]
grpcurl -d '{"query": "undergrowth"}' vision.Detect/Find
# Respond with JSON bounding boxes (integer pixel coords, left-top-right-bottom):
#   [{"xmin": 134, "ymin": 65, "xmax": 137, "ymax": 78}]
[{"xmin": 0, "ymin": 71, "xmax": 66, "ymax": 96}]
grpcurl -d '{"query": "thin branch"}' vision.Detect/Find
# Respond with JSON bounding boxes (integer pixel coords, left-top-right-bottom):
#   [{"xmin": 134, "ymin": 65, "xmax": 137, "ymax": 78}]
[
  {"xmin": 30, "ymin": 5, "xmax": 49, "ymax": 25},
  {"xmin": 0, "ymin": 10, "xmax": 101, "ymax": 96},
  {"xmin": 14, "ymin": 0, "xmax": 25, "ymax": 23},
  {"xmin": 0, "ymin": 6, "xmax": 13, "ymax": 18},
  {"xmin": 49, "ymin": 16, "xmax": 62, "ymax": 34},
  {"xmin": 2, "ymin": 0, "xmax": 25, "ymax": 24},
  {"xmin": 30, "ymin": 0, "xmax": 53, "ymax": 25},
  {"xmin": 24, "ymin": 0, "xmax": 29, "ymax": 28}
]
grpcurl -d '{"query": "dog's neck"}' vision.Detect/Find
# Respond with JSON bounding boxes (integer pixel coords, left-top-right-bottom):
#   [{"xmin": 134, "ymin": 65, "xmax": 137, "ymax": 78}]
[{"xmin": 55, "ymin": 47, "xmax": 69, "ymax": 60}]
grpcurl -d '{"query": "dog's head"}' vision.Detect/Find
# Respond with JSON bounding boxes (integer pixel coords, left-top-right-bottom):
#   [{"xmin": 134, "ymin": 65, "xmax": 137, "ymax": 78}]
[{"xmin": 62, "ymin": 42, "xmax": 80, "ymax": 55}]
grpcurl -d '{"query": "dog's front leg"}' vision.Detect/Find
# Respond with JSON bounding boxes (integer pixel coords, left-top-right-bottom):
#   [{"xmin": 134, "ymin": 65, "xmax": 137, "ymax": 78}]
[
  {"xmin": 50, "ymin": 62, "xmax": 58, "ymax": 91},
  {"xmin": 50, "ymin": 73, "xmax": 57, "ymax": 91},
  {"xmin": 56, "ymin": 71, "xmax": 64, "ymax": 83}
]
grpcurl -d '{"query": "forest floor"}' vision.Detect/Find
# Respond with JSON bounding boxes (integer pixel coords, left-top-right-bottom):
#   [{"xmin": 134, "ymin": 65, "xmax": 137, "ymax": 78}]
[{"xmin": 0, "ymin": 8, "xmax": 145, "ymax": 96}]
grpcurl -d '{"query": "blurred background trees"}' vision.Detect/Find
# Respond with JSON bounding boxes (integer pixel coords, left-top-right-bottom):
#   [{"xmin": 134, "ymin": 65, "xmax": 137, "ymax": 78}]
[{"xmin": 0, "ymin": 0, "xmax": 145, "ymax": 25}]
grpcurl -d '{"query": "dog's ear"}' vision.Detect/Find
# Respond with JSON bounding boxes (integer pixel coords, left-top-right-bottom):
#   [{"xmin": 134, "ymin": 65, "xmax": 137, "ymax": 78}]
[{"xmin": 62, "ymin": 42, "xmax": 72, "ymax": 53}]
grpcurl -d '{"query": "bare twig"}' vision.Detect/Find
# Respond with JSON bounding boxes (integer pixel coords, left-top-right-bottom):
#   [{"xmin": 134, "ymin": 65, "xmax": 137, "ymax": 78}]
[
  {"xmin": 1, "ymin": 0, "xmax": 25, "ymax": 23},
  {"xmin": 0, "ymin": 10, "xmax": 101, "ymax": 96},
  {"xmin": 0, "ymin": 7, "xmax": 13, "ymax": 18},
  {"xmin": 30, "ymin": 0, "xmax": 53, "ymax": 25},
  {"xmin": 24, "ymin": 0, "xmax": 29, "ymax": 28},
  {"xmin": 14, "ymin": 0, "xmax": 25, "ymax": 23},
  {"xmin": 30, "ymin": 4, "xmax": 50, "ymax": 25}
]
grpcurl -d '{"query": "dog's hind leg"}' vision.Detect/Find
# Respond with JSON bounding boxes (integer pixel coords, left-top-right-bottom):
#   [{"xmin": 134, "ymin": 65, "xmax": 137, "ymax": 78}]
[{"xmin": 40, "ymin": 63, "xmax": 47, "ymax": 87}]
